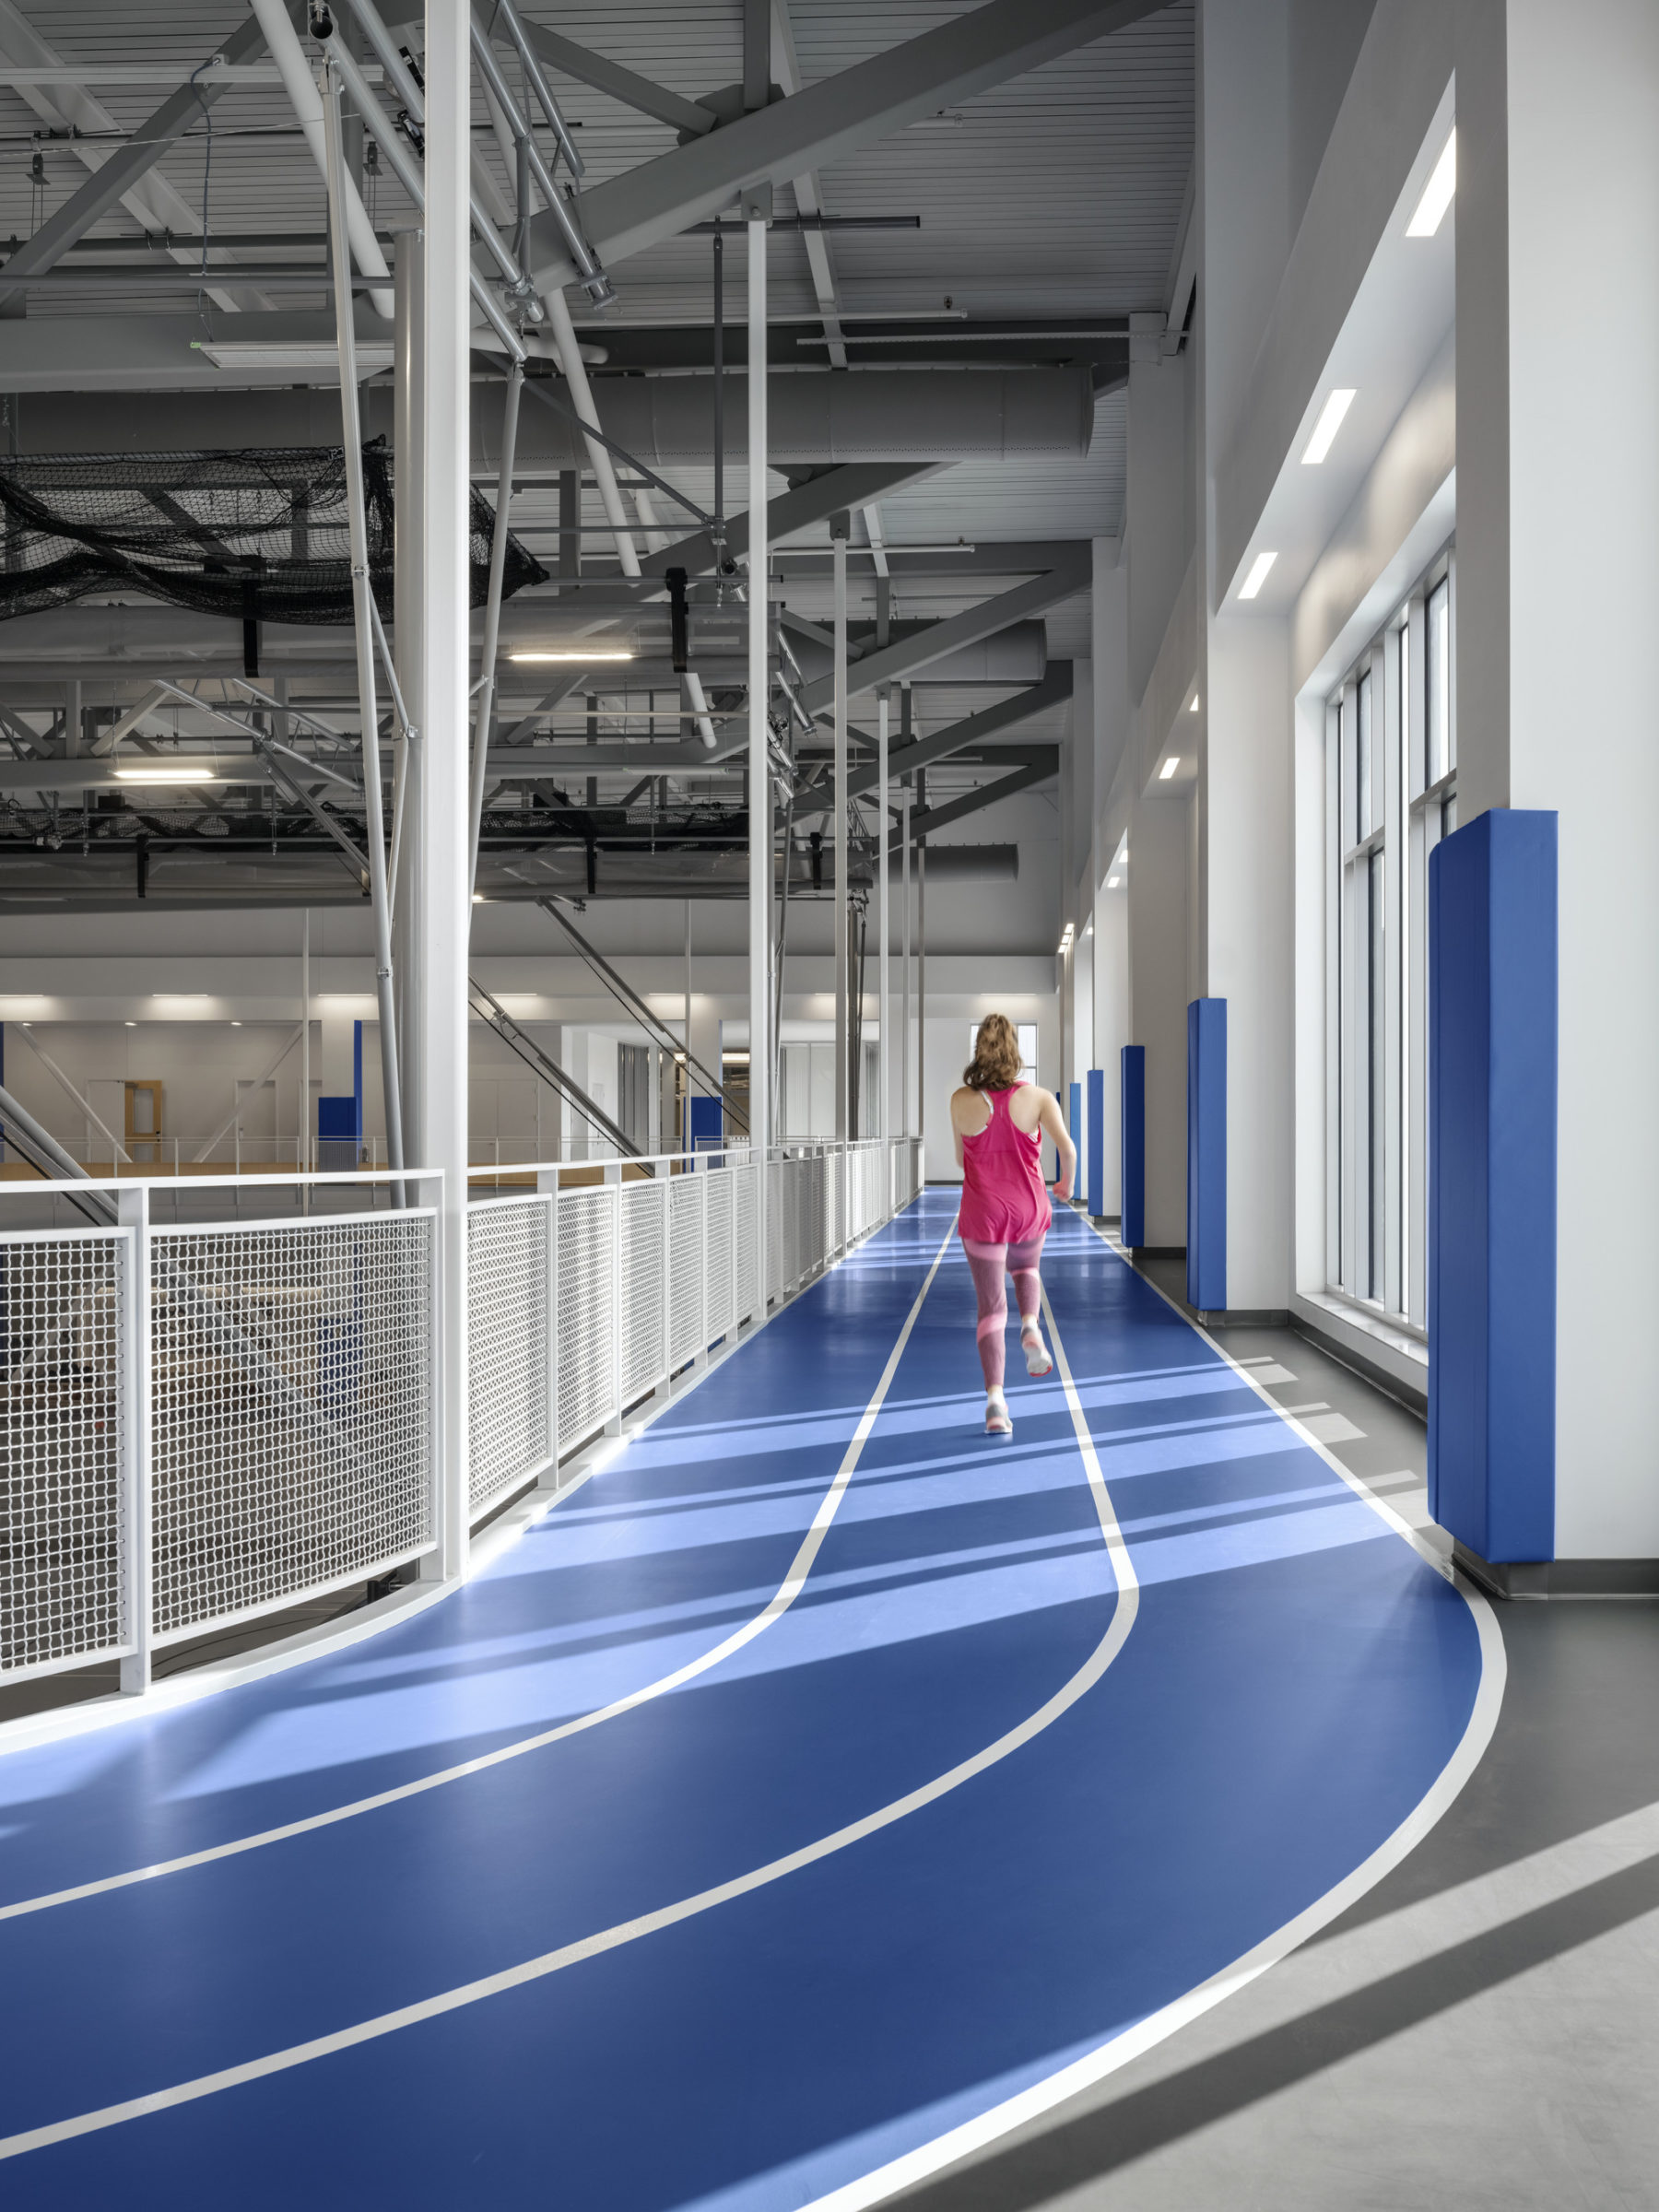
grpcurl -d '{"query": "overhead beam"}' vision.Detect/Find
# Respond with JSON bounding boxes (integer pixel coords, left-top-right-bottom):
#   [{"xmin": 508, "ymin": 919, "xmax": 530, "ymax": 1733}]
[
  {"xmin": 519, "ymin": 19, "xmax": 718, "ymax": 137},
  {"xmin": 845, "ymin": 662, "xmax": 1072, "ymax": 798},
  {"xmin": 799, "ymin": 559, "xmax": 1088, "ymax": 712},
  {"xmin": 639, "ymin": 463, "xmax": 941, "ymax": 580},
  {"xmin": 0, "ymin": 12, "xmax": 270, "ymax": 309},
  {"xmin": 527, "ymin": 0, "xmax": 1173, "ymax": 288},
  {"xmin": 888, "ymin": 759, "xmax": 1055, "ymax": 846}
]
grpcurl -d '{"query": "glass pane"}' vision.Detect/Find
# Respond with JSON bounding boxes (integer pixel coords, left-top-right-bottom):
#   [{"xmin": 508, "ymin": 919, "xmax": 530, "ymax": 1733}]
[
  {"xmin": 1426, "ymin": 576, "xmax": 1450, "ymax": 783},
  {"xmin": 1368, "ymin": 850, "xmax": 1385, "ymax": 1300},
  {"xmin": 1357, "ymin": 669, "xmax": 1373, "ymax": 840}
]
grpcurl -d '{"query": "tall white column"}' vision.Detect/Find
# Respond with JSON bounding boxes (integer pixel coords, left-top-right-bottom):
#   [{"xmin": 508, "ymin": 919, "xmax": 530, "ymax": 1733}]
[
  {"xmin": 900, "ymin": 786, "xmax": 912, "ymax": 1135},
  {"xmin": 831, "ymin": 516, "xmax": 849, "ymax": 1140},
  {"xmin": 392, "ymin": 229, "xmax": 424, "ymax": 1113},
  {"xmin": 877, "ymin": 688, "xmax": 888, "ymax": 1141},
  {"xmin": 417, "ymin": 0, "xmax": 470, "ymax": 1577},
  {"xmin": 747, "ymin": 211, "xmax": 771, "ymax": 1270}
]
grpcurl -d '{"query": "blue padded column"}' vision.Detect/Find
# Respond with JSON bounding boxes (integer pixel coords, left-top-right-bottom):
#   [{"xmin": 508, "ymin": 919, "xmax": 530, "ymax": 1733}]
[
  {"xmin": 1085, "ymin": 1067, "xmax": 1104, "ymax": 1218},
  {"xmin": 1067, "ymin": 1079, "xmax": 1082, "ymax": 1198},
  {"xmin": 1429, "ymin": 808, "xmax": 1557, "ymax": 1562},
  {"xmin": 1121, "ymin": 1045, "xmax": 1145, "ymax": 1249},
  {"xmin": 1186, "ymin": 999, "xmax": 1226, "ymax": 1311}
]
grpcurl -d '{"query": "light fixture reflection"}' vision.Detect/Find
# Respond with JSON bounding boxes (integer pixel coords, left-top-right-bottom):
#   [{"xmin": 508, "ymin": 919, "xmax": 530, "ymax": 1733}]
[{"xmin": 1406, "ymin": 130, "xmax": 1455, "ymax": 238}]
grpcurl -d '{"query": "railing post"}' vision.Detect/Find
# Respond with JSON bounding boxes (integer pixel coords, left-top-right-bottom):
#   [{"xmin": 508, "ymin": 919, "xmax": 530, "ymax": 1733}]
[
  {"xmin": 694, "ymin": 1160, "xmax": 710, "ymax": 1370},
  {"xmin": 117, "ymin": 1183, "xmax": 152, "ymax": 1696},
  {"xmin": 541, "ymin": 1177, "xmax": 560, "ymax": 1485},
  {"xmin": 604, "ymin": 1158, "xmax": 624, "ymax": 1431}
]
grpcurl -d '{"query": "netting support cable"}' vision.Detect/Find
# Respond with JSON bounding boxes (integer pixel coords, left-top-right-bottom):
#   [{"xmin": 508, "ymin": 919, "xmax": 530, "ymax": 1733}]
[
  {"xmin": 469, "ymin": 359, "xmax": 524, "ymax": 894},
  {"xmin": 324, "ymin": 57, "xmax": 406, "ymax": 1204},
  {"xmin": 192, "ymin": 1024, "xmax": 305, "ymax": 1163},
  {"xmin": 8, "ymin": 1023, "xmax": 131, "ymax": 1165}
]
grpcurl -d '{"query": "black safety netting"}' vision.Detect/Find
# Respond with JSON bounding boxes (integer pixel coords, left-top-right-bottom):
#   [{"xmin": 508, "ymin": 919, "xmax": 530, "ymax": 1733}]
[{"xmin": 0, "ymin": 438, "xmax": 546, "ymax": 624}]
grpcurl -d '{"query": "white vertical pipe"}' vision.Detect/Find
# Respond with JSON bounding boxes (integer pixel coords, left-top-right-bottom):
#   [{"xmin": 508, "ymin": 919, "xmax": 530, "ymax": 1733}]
[
  {"xmin": 900, "ymin": 790, "xmax": 911, "ymax": 1135},
  {"xmin": 747, "ymin": 212, "xmax": 771, "ymax": 1277},
  {"xmin": 393, "ymin": 229, "xmax": 424, "ymax": 1159},
  {"xmin": 468, "ymin": 360, "xmax": 524, "ymax": 890},
  {"xmin": 877, "ymin": 688, "xmax": 888, "ymax": 1144},
  {"xmin": 832, "ymin": 526, "xmax": 848, "ymax": 1141},
  {"xmin": 300, "ymin": 909, "xmax": 310, "ymax": 1173},
  {"xmin": 420, "ymin": 0, "xmax": 471, "ymax": 1579}
]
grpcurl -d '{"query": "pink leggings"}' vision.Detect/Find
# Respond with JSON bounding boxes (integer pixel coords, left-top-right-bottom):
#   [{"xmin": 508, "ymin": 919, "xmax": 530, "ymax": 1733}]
[{"xmin": 961, "ymin": 1232, "xmax": 1046, "ymax": 1390}]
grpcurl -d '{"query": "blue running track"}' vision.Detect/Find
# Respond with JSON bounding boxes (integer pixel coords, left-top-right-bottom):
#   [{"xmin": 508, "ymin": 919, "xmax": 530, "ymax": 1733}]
[{"xmin": 0, "ymin": 1191, "xmax": 1493, "ymax": 2208}]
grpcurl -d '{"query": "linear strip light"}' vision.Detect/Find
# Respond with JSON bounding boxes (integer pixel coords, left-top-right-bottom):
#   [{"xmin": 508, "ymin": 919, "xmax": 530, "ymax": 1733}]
[
  {"xmin": 1301, "ymin": 387, "xmax": 1357, "ymax": 465},
  {"xmin": 1159, "ymin": 756, "xmax": 1180, "ymax": 780},
  {"xmin": 113, "ymin": 763, "xmax": 222, "ymax": 782},
  {"xmin": 1238, "ymin": 550, "xmax": 1277, "ymax": 601},
  {"xmin": 509, "ymin": 650, "xmax": 634, "ymax": 664},
  {"xmin": 1406, "ymin": 130, "xmax": 1456, "ymax": 238}
]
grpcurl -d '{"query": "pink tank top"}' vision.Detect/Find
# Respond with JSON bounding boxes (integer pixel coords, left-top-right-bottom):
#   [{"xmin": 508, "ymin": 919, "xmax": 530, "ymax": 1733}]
[{"xmin": 958, "ymin": 1084, "xmax": 1052, "ymax": 1244}]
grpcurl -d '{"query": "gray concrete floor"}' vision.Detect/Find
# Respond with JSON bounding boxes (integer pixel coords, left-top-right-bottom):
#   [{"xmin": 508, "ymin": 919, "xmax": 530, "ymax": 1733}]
[{"xmin": 892, "ymin": 1265, "xmax": 1659, "ymax": 2212}]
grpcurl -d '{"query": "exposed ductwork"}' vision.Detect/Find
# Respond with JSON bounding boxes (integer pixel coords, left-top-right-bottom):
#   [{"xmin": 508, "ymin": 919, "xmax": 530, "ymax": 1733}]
[{"xmin": 6, "ymin": 367, "xmax": 1095, "ymax": 470}]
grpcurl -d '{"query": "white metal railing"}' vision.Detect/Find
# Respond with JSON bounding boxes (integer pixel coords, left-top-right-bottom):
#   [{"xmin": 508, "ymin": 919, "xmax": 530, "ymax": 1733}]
[
  {"xmin": 465, "ymin": 1135, "xmax": 922, "ymax": 1527},
  {"xmin": 1, "ymin": 1169, "xmax": 441, "ymax": 1691},
  {"xmin": 3, "ymin": 1136, "xmax": 924, "ymax": 1696}
]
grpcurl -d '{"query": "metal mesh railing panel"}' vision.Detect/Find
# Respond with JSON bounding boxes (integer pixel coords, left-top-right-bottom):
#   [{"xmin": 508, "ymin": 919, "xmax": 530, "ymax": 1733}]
[
  {"xmin": 468, "ymin": 1196, "xmax": 552, "ymax": 1517},
  {"xmin": 734, "ymin": 1162, "xmax": 759, "ymax": 1321},
  {"xmin": 1, "ymin": 1229, "xmax": 126, "ymax": 1677},
  {"xmin": 668, "ymin": 1178, "xmax": 704, "ymax": 1369},
  {"xmin": 704, "ymin": 1171, "xmax": 734, "ymax": 1344},
  {"xmin": 149, "ymin": 1212, "xmax": 431, "ymax": 1641},
  {"xmin": 619, "ymin": 1181, "xmax": 667, "ymax": 1404},
  {"xmin": 556, "ymin": 1187, "xmax": 616, "ymax": 1452}
]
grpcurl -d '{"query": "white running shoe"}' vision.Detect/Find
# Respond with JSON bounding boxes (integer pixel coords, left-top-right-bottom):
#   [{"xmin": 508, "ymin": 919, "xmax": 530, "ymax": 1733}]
[
  {"xmin": 1021, "ymin": 1324, "xmax": 1053, "ymax": 1378},
  {"xmin": 985, "ymin": 1388, "xmax": 1012, "ymax": 1437}
]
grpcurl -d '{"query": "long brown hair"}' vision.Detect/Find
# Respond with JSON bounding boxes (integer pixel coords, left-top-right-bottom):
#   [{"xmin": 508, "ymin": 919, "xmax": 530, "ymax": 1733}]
[{"xmin": 963, "ymin": 1012, "xmax": 1023, "ymax": 1091}]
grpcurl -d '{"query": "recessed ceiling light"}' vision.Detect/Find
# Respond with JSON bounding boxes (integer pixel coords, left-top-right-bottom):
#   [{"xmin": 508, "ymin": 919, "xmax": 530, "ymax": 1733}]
[
  {"xmin": 1239, "ymin": 551, "xmax": 1277, "ymax": 601},
  {"xmin": 1160, "ymin": 756, "xmax": 1180, "ymax": 780},
  {"xmin": 1302, "ymin": 387, "xmax": 1357, "ymax": 465},
  {"xmin": 1406, "ymin": 129, "xmax": 1455, "ymax": 238},
  {"xmin": 114, "ymin": 763, "xmax": 220, "ymax": 783},
  {"xmin": 192, "ymin": 341, "xmax": 395, "ymax": 373},
  {"xmin": 508, "ymin": 650, "xmax": 633, "ymax": 664},
  {"xmin": 1107, "ymin": 875, "xmax": 1120, "ymax": 888},
  {"xmin": 1189, "ymin": 695, "xmax": 1200, "ymax": 712},
  {"xmin": 124, "ymin": 1020, "xmax": 136, "ymax": 1028}
]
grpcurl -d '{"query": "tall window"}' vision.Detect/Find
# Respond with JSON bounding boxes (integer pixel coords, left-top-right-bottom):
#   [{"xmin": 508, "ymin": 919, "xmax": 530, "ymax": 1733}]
[{"xmin": 1329, "ymin": 548, "xmax": 1454, "ymax": 1329}]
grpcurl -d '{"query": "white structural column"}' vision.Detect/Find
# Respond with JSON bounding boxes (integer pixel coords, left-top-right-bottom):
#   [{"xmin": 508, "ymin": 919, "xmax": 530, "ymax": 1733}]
[
  {"xmin": 1455, "ymin": 0, "xmax": 1659, "ymax": 1563},
  {"xmin": 416, "ymin": 0, "xmax": 471, "ymax": 1576},
  {"xmin": 877, "ymin": 688, "xmax": 888, "ymax": 1141},
  {"xmin": 900, "ymin": 785, "xmax": 912, "ymax": 1135},
  {"xmin": 393, "ymin": 228, "xmax": 425, "ymax": 1106},
  {"xmin": 831, "ymin": 515, "xmax": 849, "ymax": 1140},
  {"xmin": 747, "ymin": 211, "xmax": 771, "ymax": 1264}
]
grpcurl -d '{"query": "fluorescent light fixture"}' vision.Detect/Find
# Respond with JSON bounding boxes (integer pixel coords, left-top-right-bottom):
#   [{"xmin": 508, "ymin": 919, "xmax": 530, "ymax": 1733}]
[
  {"xmin": 114, "ymin": 762, "xmax": 220, "ymax": 783},
  {"xmin": 472, "ymin": 893, "xmax": 486, "ymax": 903},
  {"xmin": 124, "ymin": 1020, "xmax": 135, "ymax": 1028},
  {"xmin": 1238, "ymin": 550, "xmax": 1277, "ymax": 601},
  {"xmin": 230, "ymin": 1020, "xmax": 241, "ymax": 1027},
  {"xmin": 1301, "ymin": 387, "xmax": 1357, "ymax": 465},
  {"xmin": 1406, "ymin": 130, "xmax": 1456, "ymax": 238},
  {"xmin": 1160, "ymin": 756, "xmax": 1180, "ymax": 781},
  {"xmin": 192, "ymin": 341, "xmax": 394, "ymax": 374},
  {"xmin": 508, "ymin": 650, "xmax": 634, "ymax": 664},
  {"xmin": 1107, "ymin": 875, "xmax": 1120, "ymax": 888},
  {"xmin": 1189, "ymin": 695, "xmax": 1200, "ymax": 712}
]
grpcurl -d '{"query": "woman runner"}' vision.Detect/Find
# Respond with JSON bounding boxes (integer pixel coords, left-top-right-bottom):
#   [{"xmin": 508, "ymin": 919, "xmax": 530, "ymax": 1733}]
[{"xmin": 950, "ymin": 1013, "xmax": 1077, "ymax": 1436}]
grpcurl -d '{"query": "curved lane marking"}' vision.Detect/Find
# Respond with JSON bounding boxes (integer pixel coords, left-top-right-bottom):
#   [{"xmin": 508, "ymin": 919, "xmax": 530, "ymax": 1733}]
[
  {"xmin": 0, "ymin": 1219, "xmax": 960, "ymax": 1928},
  {"xmin": 794, "ymin": 1227, "xmax": 1508, "ymax": 2212},
  {"xmin": 0, "ymin": 1266, "xmax": 1141, "ymax": 2161}
]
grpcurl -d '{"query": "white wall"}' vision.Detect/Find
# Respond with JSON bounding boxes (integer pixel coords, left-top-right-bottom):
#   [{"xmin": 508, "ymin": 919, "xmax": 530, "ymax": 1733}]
[{"xmin": 1455, "ymin": 0, "xmax": 1659, "ymax": 1559}]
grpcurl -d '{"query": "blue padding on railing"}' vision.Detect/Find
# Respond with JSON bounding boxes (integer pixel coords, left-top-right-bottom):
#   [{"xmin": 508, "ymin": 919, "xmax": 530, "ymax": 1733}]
[
  {"xmin": 1185, "ymin": 999, "xmax": 1226, "ymax": 1311},
  {"xmin": 1085, "ymin": 1067, "xmax": 1104, "ymax": 1218},
  {"xmin": 1429, "ymin": 808, "xmax": 1557, "ymax": 1563},
  {"xmin": 1121, "ymin": 1045, "xmax": 1145, "ymax": 1248}
]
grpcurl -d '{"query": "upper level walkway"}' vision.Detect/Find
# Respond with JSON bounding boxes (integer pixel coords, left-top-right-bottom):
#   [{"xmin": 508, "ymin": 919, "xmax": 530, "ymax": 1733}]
[{"xmin": 0, "ymin": 1189, "xmax": 1496, "ymax": 2210}]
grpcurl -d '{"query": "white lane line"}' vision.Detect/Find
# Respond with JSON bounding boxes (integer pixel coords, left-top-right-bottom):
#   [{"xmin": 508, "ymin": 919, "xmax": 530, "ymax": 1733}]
[
  {"xmin": 0, "ymin": 1258, "xmax": 1138, "ymax": 2164},
  {"xmin": 0, "ymin": 1221, "xmax": 960, "ymax": 1929},
  {"xmin": 797, "ymin": 1224, "xmax": 1509, "ymax": 2212}
]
